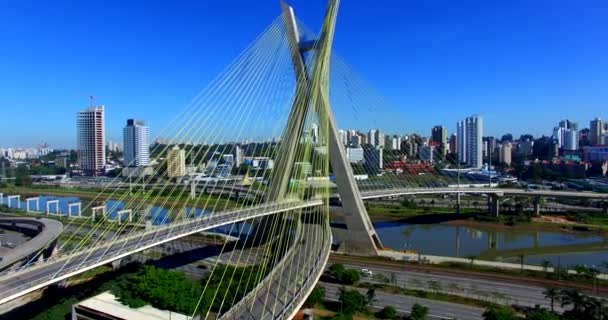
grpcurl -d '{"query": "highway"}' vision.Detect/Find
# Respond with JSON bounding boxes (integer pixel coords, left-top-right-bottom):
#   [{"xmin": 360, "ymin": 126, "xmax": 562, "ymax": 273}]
[
  {"xmin": 322, "ymin": 282, "xmax": 485, "ymax": 320},
  {"xmin": 0, "ymin": 199, "xmax": 322, "ymax": 305},
  {"xmin": 329, "ymin": 258, "xmax": 562, "ymax": 312}
]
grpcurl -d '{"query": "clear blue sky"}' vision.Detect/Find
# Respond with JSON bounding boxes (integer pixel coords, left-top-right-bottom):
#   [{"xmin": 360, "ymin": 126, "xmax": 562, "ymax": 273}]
[{"xmin": 1, "ymin": 0, "xmax": 607, "ymax": 148}]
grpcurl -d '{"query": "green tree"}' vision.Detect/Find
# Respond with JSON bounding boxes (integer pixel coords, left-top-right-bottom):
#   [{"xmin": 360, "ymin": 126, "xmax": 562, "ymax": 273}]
[
  {"xmin": 542, "ymin": 287, "xmax": 559, "ymax": 312},
  {"xmin": 305, "ymin": 286, "xmax": 325, "ymax": 307},
  {"xmin": 338, "ymin": 287, "xmax": 367, "ymax": 315},
  {"xmin": 112, "ymin": 265, "xmax": 202, "ymax": 315},
  {"xmin": 341, "ymin": 269, "xmax": 361, "ymax": 285},
  {"xmin": 526, "ymin": 309, "xmax": 560, "ymax": 320},
  {"xmin": 559, "ymin": 288, "xmax": 587, "ymax": 315},
  {"xmin": 366, "ymin": 288, "xmax": 377, "ymax": 308},
  {"xmin": 466, "ymin": 254, "xmax": 477, "ymax": 267},
  {"xmin": 541, "ymin": 260, "xmax": 552, "ymax": 273},
  {"xmin": 482, "ymin": 306, "xmax": 518, "ymax": 320},
  {"xmin": 573, "ymin": 264, "xmax": 589, "ymax": 277},
  {"xmin": 376, "ymin": 305, "xmax": 398, "ymax": 319},
  {"xmin": 410, "ymin": 303, "xmax": 429, "ymax": 320}
]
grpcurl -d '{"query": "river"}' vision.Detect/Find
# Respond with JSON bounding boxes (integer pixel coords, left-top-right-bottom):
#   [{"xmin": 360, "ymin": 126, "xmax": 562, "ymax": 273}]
[{"xmin": 375, "ymin": 220, "xmax": 608, "ymax": 268}]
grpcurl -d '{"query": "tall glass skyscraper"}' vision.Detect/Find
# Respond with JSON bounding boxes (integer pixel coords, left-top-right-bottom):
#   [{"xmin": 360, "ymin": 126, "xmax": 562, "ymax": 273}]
[
  {"xmin": 77, "ymin": 105, "xmax": 105, "ymax": 176},
  {"xmin": 123, "ymin": 119, "xmax": 150, "ymax": 167},
  {"xmin": 456, "ymin": 115, "xmax": 483, "ymax": 169}
]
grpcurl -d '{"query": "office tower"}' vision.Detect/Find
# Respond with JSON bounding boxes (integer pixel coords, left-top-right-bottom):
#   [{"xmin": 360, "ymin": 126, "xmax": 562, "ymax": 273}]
[
  {"xmin": 457, "ymin": 116, "xmax": 483, "ymax": 168},
  {"xmin": 167, "ymin": 146, "xmax": 186, "ymax": 178},
  {"xmin": 431, "ymin": 126, "xmax": 447, "ymax": 146},
  {"xmin": 590, "ymin": 118, "xmax": 604, "ymax": 145},
  {"xmin": 77, "ymin": 105, "xmax": 105, "ymax": 176},
  {"xmin": 564, "ymin": 128, "xmax": 579, "ymax": 151},
  {"xmin": 499, "ymin": 142, "xmax": 512, "ymax": 166},
  {"xmin": 123, "ymin": 119, "xmax": 150, "ymax": 167}
]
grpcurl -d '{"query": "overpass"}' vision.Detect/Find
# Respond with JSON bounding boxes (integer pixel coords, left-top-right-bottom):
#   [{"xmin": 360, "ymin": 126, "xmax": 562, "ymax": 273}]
[
  {"xmin": 0, "ymin": 199, "xmax": 322, "ymax": 307},
  {"xmin": 0, "ymin": 218, "xmax": 63, "ymax": 271},
  {"xmin": 359, "ymin": 187, "xmax": 608, "ymax": 200}
]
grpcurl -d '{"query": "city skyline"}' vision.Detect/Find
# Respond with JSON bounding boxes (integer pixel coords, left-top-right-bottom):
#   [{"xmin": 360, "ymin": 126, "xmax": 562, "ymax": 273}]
[{"xmin": 1, "ymin": 0, "xmax": 607, "ymax": 147}]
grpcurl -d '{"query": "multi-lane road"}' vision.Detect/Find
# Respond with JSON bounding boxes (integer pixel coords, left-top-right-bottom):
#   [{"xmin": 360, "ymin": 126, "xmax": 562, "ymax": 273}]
[
  {"xmin": 328, "ymin": 255, "xmax": 567, "ymax": 313},
  {"xmin": 322, "ymin": 282, "xmax": 485, "ymax": 320}
]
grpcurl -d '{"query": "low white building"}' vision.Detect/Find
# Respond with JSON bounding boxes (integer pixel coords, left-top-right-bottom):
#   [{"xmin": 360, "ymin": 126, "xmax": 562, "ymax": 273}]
[{"xmin": 71, "ymin": 291, "xmax": 195, "ymax": 320}]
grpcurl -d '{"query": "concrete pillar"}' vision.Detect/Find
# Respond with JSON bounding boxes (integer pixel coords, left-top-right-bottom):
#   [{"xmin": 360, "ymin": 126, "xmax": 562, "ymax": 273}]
[
  {"xmin": 533, "ymin": 196, "xmax": 541, "ymax": 216},
  {"xmin": 488, "ymin": 194, "xmax": 500, "ymax": 217},
  {"xmin": 117, "ymin": 209, "xmax": 132, "ymax": 224},
  {"xmin": 7, "ymin": 195, "xmax": 20, "ymax": 209},
  {"xmin": 25, "ymin": 197, "xmax": 39, "ymax": 212},
  {"xmin": 91, "ymin": 205, "xmax": 106, "ymax": 221},
  {"xmin": 111, "ymin": 259, "xmax": 122, "ymax": 270},
  {"xmin": 0, "ymin": 193, "xmax": 3, "ymax": 205},
  {"xmin": 68, "ymin": 202, "xmax": 82, "ymax": 217},
  {"xmin": 46, "ymin": 200, "xmax": 59, "ymax": 216}
]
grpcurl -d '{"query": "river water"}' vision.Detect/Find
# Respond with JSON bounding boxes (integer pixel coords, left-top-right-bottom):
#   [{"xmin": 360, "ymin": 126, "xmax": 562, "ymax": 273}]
[{"xmin": 375, "ymin": 220, "xmax": 608, "ymax": 268}]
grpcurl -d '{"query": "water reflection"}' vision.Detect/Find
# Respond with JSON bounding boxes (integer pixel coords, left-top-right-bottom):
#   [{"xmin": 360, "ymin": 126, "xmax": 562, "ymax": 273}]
[{"xmin": 375, "ymin": 221, "xmax": 608, "ymax": 267}]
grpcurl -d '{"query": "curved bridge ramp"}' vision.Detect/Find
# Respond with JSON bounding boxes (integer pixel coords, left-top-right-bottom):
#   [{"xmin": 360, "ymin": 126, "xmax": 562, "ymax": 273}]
[
  {"xmin": 221, "ymin": 222, "xmax": 331, "ymax": 320},
  {"xmin": 0, "ymin": 218, "xmax": 63, "ymax": 271}
]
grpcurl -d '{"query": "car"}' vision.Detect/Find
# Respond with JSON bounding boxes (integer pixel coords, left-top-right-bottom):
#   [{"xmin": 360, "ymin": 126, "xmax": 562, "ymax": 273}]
[{"xmin": 360, "ymin": 268, "xmax": 373, "ymax": 277}]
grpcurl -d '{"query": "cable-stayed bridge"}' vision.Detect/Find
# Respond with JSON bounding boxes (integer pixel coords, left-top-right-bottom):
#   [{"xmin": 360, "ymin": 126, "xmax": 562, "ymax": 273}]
[{"xmin": 1, "ymin": 1, "xmax": 608, "ymax": 319}]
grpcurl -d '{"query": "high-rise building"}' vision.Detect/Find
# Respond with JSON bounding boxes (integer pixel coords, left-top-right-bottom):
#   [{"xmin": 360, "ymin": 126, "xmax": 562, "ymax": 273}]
[
  {"xmin": 367, "ymin": 129, "xmax": 384, "ymax": 148},
  {"xmin": 448, "ymin": 133, "xmax": 457, "ymax": 154},
  {"xmin": 457, "ymin": 116, "xmax": 483, "ymax": 168},
  {"xmin": 77, "ymin": 105, "xmax": 105, "ymax": 176},
  {"xmin": 590, "ymin": 118, "xmax": 604, "ymax": 145},
  {"xmin": 564, "ymin": 128, "xmax": 579, "ymax": 151},
  {"xmin": 167, "ymin": 146, "xmax": 186, "ymax": 178},
  {"xmin": 364, "ymin": 146, "xmax": 383, "ymax": 171},
  {"xmin": 431, "ymin": 126, "xmax": 447, "ymax": 146},
  {"xmin": 391, "ymin": 135, "xmax": 401, "ymax": 151},
  {"xmin": 338, "ymin": 129, "xmax": 348, "ymax": 146},
  {"xmin": 554, "ymin": 120, "xmax": 578, "ymax": 149},
  {"xmin": 234, "ymin": 145, "xmax": 242, "ymax": 167},
  {"xmin": 123, "ymin": 119, "xmax": 150, "ymax": 167},
  {"xmin": 499, "ymin": 142, "xmax": 512, "ymax": 166},
  {"xmin": 310, "ymin": 123, "xmax": 319, "ymax": 144}
]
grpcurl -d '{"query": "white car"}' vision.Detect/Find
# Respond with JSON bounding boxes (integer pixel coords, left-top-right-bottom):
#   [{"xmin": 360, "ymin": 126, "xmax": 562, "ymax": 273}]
[{"xmin": 360, "ymin": 268, "xmax": 373, "ymax": 277}]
